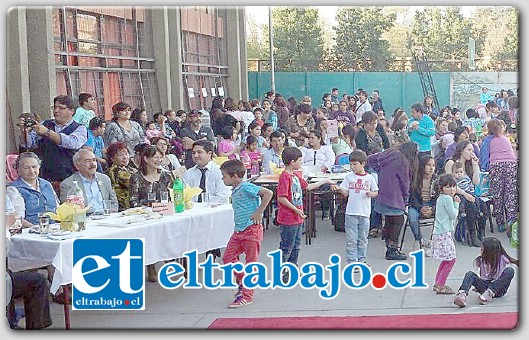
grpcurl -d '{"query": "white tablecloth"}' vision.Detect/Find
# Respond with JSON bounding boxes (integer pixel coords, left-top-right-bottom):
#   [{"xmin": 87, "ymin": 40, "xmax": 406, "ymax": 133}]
[{"xmin": 7, "ymin": 203, "xmax": 234, "ymax": 293}]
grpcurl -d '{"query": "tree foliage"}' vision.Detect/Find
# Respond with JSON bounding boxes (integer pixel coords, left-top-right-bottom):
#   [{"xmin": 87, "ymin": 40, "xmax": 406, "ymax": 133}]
[
  {"xmin": 270, "ymin": 7, "xmax": 325, "ymax": 71},
  {"xmin": 331, "ymin": 6, "xmax": 396, "ymax": 71}
]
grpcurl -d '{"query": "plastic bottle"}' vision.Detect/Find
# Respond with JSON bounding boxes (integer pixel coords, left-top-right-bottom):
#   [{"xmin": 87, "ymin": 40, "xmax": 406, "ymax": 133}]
[
  {"xmin": 173, "ymin": 177, "xmax": 185, "ymax": 213},
  {"xmin": 66, "ymin": 180, "xmax": 85, "ymax": 230}
]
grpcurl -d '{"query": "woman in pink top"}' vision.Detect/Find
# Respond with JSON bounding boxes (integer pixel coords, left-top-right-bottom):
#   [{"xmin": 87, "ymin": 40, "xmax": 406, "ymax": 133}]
[{"xmin": 486, "ymin": 119, "xmax": 518, "ymax": 234}]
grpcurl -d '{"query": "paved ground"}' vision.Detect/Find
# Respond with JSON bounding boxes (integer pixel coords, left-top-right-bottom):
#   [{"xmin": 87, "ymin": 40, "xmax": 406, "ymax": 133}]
[{"xmin": 46, "ymin": 210, "xmax": 518, "ymax": 331}]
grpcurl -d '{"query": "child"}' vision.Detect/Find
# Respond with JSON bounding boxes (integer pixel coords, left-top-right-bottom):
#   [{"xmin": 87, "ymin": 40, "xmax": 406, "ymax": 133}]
[
  {"xmin": 217, "ymin": 126, "xmax": 240, "ymax": 160},
  {"xmin": 145, "ymin": 121, "xmax": 163, "ymax": 139},
  {"xmin": 219, "ymin": 159, "xmax": 273, "ymax": 308},
  {"xmin": 331, "ymin": 149, "xmax": 378, "ymax": 266},
  {"xmin": 240, "ymin": 135, "xmax": 262, "ymax": 173},
  {"xmin": 276, "ymin": 146, "xmax": 334, "ymax": 283},
  {"xmin": 453, "ymin": 237, "xmax": 518, "ymax": 307},
  {"xmin": 252, "ymin": 107, "xmax": 264, "ymax": 127},
  {"xmin": 247, "ymin": 121, "xmax": 269, "ymax": 153},
  {"xmin": 85, "ymin": 117, "xmax": 107, "ymax": 172},
  {"xmin": 431, "ymin": 174, "xmax": 460, "ymax": 295},
  {"xmin": 451, "ymin": 161, "xmax": 472, "ymax": 218}
]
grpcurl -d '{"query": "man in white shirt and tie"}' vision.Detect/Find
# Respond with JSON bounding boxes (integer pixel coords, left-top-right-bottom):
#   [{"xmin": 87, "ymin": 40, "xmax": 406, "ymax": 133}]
[{"xmin": 182, "ymin": 140, "xmax": 231, "ymax": 203}]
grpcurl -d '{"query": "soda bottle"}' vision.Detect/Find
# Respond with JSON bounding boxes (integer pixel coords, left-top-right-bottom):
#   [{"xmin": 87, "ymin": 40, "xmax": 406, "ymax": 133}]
[
  {"xmin": 66, "ymin": 180, "xmax": 84, "ymax": 230},
  {"xmin": 173, "ymin": 177, "xmax": 185, "ymax": 213}
]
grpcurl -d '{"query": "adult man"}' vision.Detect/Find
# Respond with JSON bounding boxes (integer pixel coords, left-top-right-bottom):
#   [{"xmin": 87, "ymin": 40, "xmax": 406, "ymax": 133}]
[
  {"xmin": 182, "ymin": 140, "xmax": 231, "ymax": 261},
  {"xmin": 330, "ymin": 88, "xmax": 339, "ymax": 104},
  {"xmin": 370, "ymin": 90, "xmax": 384, "ymax": 115},
  {"xmin": 182, "ymin": 140, "xmax": 231, "ymax": 203},
  {"xmin": 180, "ymin": 110, "xmax": 215, "ymax": 168},
  {"xmin": 60, "ymin": 149, "xmax": 118, "ymax": 214},
  {"xmin": 20, "ymin": 95, "xmax": 88, "ymax": 191},
  {"xmin": 355, "ymin": 90, "xmax": 372, "ymax": 124},
  {"xmin": 262, "ymin": 131, "xmax": 285, "ymax": 173},
  {"xmin": 408, "ymin": 103, "xmax": 436, "ymax": 156},
  {"xmin": 73, "ymin": 92, "xmax": 97, "ymax": 127}
]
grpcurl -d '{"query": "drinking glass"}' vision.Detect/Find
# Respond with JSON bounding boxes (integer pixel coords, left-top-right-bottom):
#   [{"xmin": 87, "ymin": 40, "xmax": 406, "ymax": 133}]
[
  {"xmin": 147, "ymin": 192, "xmax": 157, "ymax": 203},
  {"xmin": 103, "ymin": 200, "xmax": 111, "ymax": 215},
  {"xmin": 201, "ymin": 193, "xmax": 210, "ymax": 207},
  {"xmin": 160, "ymin": 191, "xmax": 169, "ymax": 203},
  {"xmin": 110, "ymin": 201, "xmax": 119, "ymax": 214},
  {"xmin": 38, "ymin": 213, "xmax": 50, "ymax": 237}
]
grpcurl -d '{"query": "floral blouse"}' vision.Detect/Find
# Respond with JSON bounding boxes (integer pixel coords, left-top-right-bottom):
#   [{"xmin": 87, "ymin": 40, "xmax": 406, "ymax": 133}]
[
  {"xmin": 103, "ymin": 120, "xmax": 146, "ymax": 156},
  {"xmin": 129, "ymin": 170, "xmax": 175, "ymax": 207},
  {"xmin": 106, "ymin": 164, "xmax": 137, "ymax": 211}
]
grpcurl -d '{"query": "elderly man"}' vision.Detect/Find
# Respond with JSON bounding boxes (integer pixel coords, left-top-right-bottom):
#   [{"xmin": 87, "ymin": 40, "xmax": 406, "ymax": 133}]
[
  {"xmin": 180, "ymin": 109, "xmax": 215, "ymax": 169},
  {"xmin": 60, "ymin": 149, "xmax": 118, "ymax": 214},
  {"xmin": 19, "ymin": 95, "xmax": 88, "ymax": 191},
  {"xmin": 262, "ymin": 130, "xmax": 285, "ymax": 173}
]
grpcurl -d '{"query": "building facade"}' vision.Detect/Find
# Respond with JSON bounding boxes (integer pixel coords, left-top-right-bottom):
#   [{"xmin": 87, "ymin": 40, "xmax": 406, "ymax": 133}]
[{"xmin": 6, "ymin": 6, "xmax": 248, "ymax": 153}]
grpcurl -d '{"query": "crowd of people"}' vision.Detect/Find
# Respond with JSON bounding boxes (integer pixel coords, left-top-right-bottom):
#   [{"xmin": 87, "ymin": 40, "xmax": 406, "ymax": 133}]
[{"xmin": 6, "ymin": 86, "xmax": 519, "ymax": 325}]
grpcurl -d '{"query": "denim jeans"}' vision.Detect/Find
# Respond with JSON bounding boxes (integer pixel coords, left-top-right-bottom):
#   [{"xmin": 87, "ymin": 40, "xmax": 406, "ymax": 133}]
[
  {"xmin": 408, "ymin": 202, "xmax": 434, "ymax": 241},
  {"xmin": 458, "ymin": 267, "xmax": 515, "ymax": 297},
  {"xmin": 280, "ymin": 224, "xmax": 303, "ymax": 264},
  {"xmin": 345, "ymin": 214, "xmax": 370, "ymax": 263}
]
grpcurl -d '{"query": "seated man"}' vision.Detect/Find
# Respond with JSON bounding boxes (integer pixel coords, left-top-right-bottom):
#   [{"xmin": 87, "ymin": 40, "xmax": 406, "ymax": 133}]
[
  {"xmin": 60, "ymin": 149, "xmax": 118, "ymax": 214},
  {"xmin": 6, "ymin": 195, "xmax": 52, "ymax": 329},
  {"xmin": 262, "ymin": 130, "xmax": 285, "ymax": 173}
]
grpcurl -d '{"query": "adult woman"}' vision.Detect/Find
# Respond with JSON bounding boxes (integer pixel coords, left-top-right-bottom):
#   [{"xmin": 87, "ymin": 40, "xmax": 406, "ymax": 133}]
[
  {"xmin": 331, "ymin": 124, "xmax": 356, "ymax": 157},
  {"xmin": 445, "ymin": 141, "xmax": 482, "ymax": 246},
  {"xmin": 444, "ymin": 126, "xmax": 480, "ymax": 161},
  {"xmin": 408, "ymin": 155, "xmax": 437, "ymax": 246},
  {"xmin": 355, "ymin": 111, "xmax": 389, "ymax": 157},
  {"xmin": 274, "ymin": 96, "xmax": 290, "ymax": 129},
  {"xmin": 8, "ymin": 152, "xmax": 59, "ymax": 227},
  {"xmin": 285, "ymin": 103, "xmax": 316, "ymax": 147},
  {"xmin": 106, "ymin": 141, "xmax": 136, "ymax": 211},
  {"xmin": 484, "ymin": 119, "xmax": 518, "ymax": 235},
  {"xmin": 367, "ymin": 142, "xmax": 418, "ymax": 260},
  {"xmin": 301, "ymin": 129, "xmax": 335, "ymax": 219},
  {"xmin": 104, "ymin": 102, "xmax": 147, "ymax": 156},
  {"xmin": 129, "ymin": 145, "xmax": 175, "ymax": 208},
  {"xmin": 131, "ymin": 107, "xmax": 148, "ymax": 133},
  {"xmin": 423, "ymin": 95, "xmax": 440, "ymax": 119},
  {"xmin": 348, "ymin": 94, "xmax": 358, "ymax": 114},
  {"xmin": 150, "ymin": 136, "xmax": 183, "ymax": 174}
]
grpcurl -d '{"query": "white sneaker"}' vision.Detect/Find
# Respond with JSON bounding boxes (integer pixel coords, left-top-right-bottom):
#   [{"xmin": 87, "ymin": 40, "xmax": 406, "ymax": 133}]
[{"xmin": 479, "ymin": 289, "xmax": 494, "ymax": 305}]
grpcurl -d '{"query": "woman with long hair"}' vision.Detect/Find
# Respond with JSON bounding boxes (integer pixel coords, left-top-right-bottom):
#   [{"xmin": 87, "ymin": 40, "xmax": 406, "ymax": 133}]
[
  {"xmin": 104, "ymin": 102, "xmax": 147, "ymax": 156},
  {"xmin": 367, "ymin": 142, "xmax": 418, "ymax": 260}
]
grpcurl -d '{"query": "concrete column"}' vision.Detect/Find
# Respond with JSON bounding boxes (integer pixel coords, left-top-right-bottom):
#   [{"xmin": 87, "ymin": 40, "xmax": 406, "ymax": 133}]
[
  {"xmin": 225, "ymin": 7, "xmax": 248, "ymax": 101},
  {"xmin": 168, "ymin": 8, "xmax": 185, "ymax": 111},
  {"xmin": 151, "ymin": 7, "xmax": 171, "ymax": 113}
]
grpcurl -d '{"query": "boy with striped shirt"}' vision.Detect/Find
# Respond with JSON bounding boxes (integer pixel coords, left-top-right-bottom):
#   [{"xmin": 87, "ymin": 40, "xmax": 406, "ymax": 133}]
[{"xmin": 220, "ymin": 159, "xmax": 273, "ymax": 308}]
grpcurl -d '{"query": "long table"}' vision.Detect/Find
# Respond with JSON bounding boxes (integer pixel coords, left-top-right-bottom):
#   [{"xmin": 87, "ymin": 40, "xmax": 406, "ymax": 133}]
[{"xmin": 7, "ymin": 203, "xmax": 234, "ymax": 329}]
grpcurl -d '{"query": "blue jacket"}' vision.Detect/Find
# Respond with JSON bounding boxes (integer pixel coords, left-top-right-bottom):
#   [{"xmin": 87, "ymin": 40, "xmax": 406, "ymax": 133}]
[
  {"xmin": 10, "ymin": 178, "xmax": 58, "ymax": 225},
  {"xmin": 408, "ymin": 114, "xmax": 435, "ymax": 152}
]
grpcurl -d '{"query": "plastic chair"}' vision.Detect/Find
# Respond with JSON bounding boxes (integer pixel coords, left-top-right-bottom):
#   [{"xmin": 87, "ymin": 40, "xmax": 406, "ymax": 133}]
[
  {"xmin": 6, "ymin": 154, "xmax": 19, "ymax": 182},
  {"xmin": 335, "ymin": 153, "xmax": 349, "ymax": 165}
]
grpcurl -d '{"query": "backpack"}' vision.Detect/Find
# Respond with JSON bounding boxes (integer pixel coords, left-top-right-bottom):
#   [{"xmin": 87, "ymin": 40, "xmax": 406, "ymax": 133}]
[{"xmin": 333, "ymin": 199, "xmax": 346, "ymax": 232}]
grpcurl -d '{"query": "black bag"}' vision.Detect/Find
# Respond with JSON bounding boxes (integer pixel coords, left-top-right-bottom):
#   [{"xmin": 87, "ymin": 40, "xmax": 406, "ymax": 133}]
[{"xmin": 334, "ymin": 199, "xmax": 346, "ymax": 232}]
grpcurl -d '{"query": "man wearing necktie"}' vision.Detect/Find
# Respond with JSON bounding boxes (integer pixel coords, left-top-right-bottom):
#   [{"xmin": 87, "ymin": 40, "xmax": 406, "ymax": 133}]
[{"xmin": 182, "ymin": 140, "xmax": 232, "ymax": 260}]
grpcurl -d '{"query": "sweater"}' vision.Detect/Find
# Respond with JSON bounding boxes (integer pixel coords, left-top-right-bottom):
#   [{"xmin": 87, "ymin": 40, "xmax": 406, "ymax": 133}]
[{"xmin": 367, "ymin": 148, "xmax": 411, "ymax": 210}]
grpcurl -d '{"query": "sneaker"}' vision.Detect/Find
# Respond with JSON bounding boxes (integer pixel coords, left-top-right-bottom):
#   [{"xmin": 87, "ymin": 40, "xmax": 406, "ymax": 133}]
[
  {"xmin": 479, "ymin": 289, "xmax": 494, "ymax": 305},
  {"xmin": 453, "ymin": 291, "xmax": 467, "ymax": 307},
  {"xmin": 385, "ymin": 247, "xmax": 407, "ymax": 260},
  {"xmin": 228, "ymin": 296, "xmax": 253, "ymax": 308}
]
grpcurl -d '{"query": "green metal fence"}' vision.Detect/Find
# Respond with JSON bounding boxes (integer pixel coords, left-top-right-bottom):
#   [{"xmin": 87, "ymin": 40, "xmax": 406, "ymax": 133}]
[{"xmin": 248, "ymin": 71, "xmax": 451, "ymax": 117}]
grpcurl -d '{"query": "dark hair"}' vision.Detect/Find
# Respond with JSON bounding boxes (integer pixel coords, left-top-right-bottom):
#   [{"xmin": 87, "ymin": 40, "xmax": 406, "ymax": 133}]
[
  {"xmin": 341, "ymin": 124, "xmax": 356, "ymax": 140},
  {"xmin": 452, "ymin": 141, "xmax": 475, "ymax": 178},
  {"xmin": 139, "ymin": 145, "xmax": 161, "ymax": 175},
  {"xmin": 349, "ymin": 149, "xmax": 367, "ymax": 163},
  {"xmin": 397, "ymin": 142, "xmax": 419, "ymax": 190},
  {"xmin": 54, "ymin": 95, "xmax": 76, "ymax": 110},
  {"xmin": 262, "ymin": 99, "xmax": 272, "ymax": 106},
  {"xmin": 112, "ymin": 102, "xmax": 132, "ymax": 120},
  {"xmin": 131, "ymin": 107, "xmax": 146, "ymax": 124},
  {"xmin": 486, "ymin": 101, "xmax": 499, "ymax": 110},
  {"xmin": 224, "ymin": 97, "xmax": 237, "ymax": 111},
  {"xmin": 88, "ymin": 116, "xmax": 105, "ymax": 130},
  {"xmin": 265, "ymin": 91, "xmax": 275, "ymax": 98},
  {"xmin": 192, "ymin": 140, "xmax": 214, "ymax": 153},
  {"xmin": 411, "ymin": 103, "xmax": 424, "ymax": 115},
  {"xmin": 262, "ymin": 122, "xmax": 273, "ymax": 132},
  {"xmin": 332, "ymin": 88, "xmax": 338, "ymax": 92},
  {"xmin": 220, "ymin": 159, "xmax": 246, "ymax": 178},
  {"xmin": 248, "ymin": 121, "xmax": 260, "ymax": 134},
  {"xmin": 453, "ymin": 126, "xmax": 470, "ymax": 142},
  {"xmin": 413, "ymin": 154, "xmax": 435, "ymax": 194},
  {"xmin": 452, "ymin": 160, "xmax": 465, "ymax": 172},
  {"xmin": 150, "ymin": 136, "xmax": 169, "ymax": 149},
  {"xmin": 246, "ymin": 135, "xmax": 258, "ymax": 146},
  {"xmin": 176, "ymin": 109, "xmax": 186, "ymax": 117},
  {"xmin": 361, "ymin": 110, "xmax": 378, "ymax": 124},
  {"xmin": 309, "ymin": 129, "xmax": 325, "ymax": 145},
  {"xmin": 281, "ymin": 146, "xmax": 302, "ymax": 166},
  {"xmin": 465, "ymin": 108, "xmax": 478, "ymax": 119},
  {"xmin": 476, "ymin": 237, "xmax": 518, "ymax": 278},
  {"xmin": 106, "ymin": 141, "xmax": 129, "ymax": 166},
  {"xmin": 437, "ymin": 173, "xmax": 457, "ymax": 190},
  {"xmin": 78, "ymin": 93, "xmax": 94, "ymax": 106},
  {"xmin": 220, "ymin": 125, "xmax": 235, "ymax": 139},
  {"xmin": 269, "ymin": 130, "xmax": 283, "ymax": 141},
  {"xmin": 134, "ymin": 142, "xmax": 150, "ymax": 155},
  {"xmin": 153, "ymin": 112, "xmax": 164, "ymax": 120},
  {"xmin": 298, "ymin": 103, "xmax": 312, "ymax": 114},
  {"xmin": 146, "ymin": 120, "xmax": 156, "ymax": 129},
  {"xmin": 447, "ymin": 121, "xmax": 457, "ymax": 132}
]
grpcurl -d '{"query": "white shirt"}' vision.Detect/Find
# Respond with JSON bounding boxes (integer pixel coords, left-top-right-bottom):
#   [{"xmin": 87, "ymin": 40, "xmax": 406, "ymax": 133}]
[
  {"xmin": 355, "ymin": 101, "xmax": 372, "ymax": 123},
  {"xmin": 182, "ymin": 160, "xmax": 232, "ymax": 202},
  {"xmin": 301, "ymin": 144, "xmax": 336, "ymax": 171},
  {"xmin": 339, "ymin": 172, "xmax": 379, "ymax": 217}
]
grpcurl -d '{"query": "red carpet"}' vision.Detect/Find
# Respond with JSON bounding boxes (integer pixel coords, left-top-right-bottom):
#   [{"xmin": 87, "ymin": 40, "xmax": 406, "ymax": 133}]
[{"xmin": 209, "ymin": 312, "xmax": 518, "ymax": 329}]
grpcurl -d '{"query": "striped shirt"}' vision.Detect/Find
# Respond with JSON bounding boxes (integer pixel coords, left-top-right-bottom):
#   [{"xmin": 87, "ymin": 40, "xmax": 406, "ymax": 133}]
[
  {"xmin": 456, "ymin": 175, "xmax": 475, "ymax": 194},
  {"xmin": 231, "ymin": 181, "xmax": 262, "ymax": 232}
]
